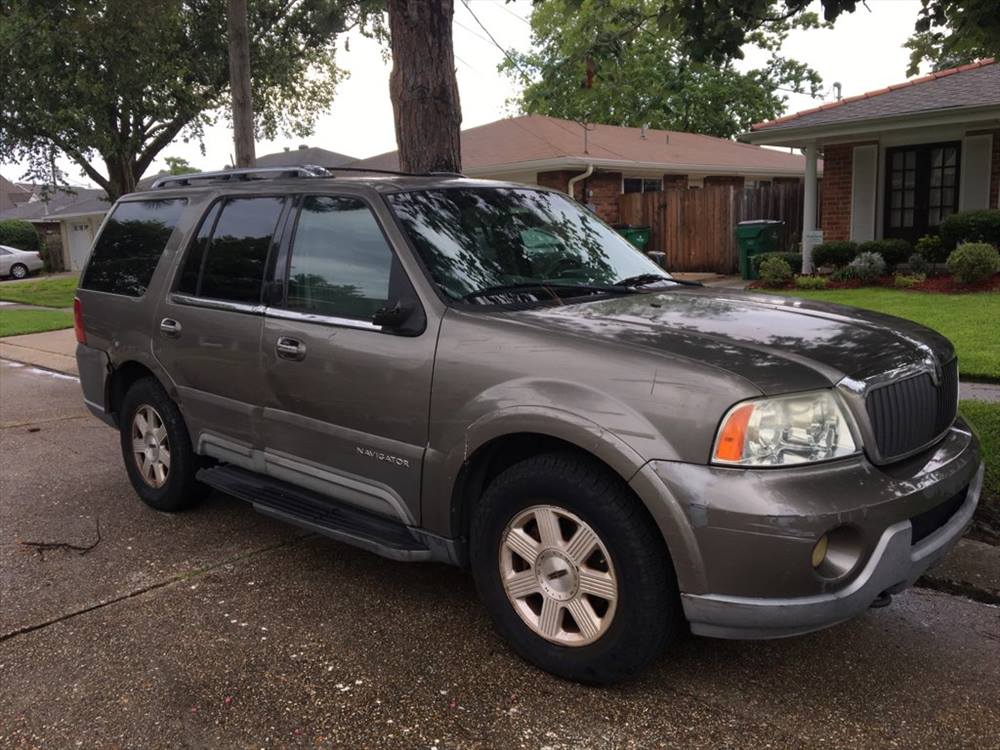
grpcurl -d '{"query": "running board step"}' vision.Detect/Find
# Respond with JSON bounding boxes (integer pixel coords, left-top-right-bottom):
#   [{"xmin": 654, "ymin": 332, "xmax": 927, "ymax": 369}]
[{"xmin": 197, "ymin": 464, "xmax": 433, "ymax": 562}]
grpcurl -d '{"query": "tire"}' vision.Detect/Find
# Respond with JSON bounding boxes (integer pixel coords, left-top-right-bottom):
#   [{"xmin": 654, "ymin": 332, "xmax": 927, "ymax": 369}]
[
  {"xmin": 10, "ymin": 263, "xmax": 28, "ymax": 280},
  {"xmin": 119, "ymin": 377, "xmax": 210, "ymax": 512},
  {"xmin": 470, "ymin": 452, "xmax": 681, "ymax": 684}
]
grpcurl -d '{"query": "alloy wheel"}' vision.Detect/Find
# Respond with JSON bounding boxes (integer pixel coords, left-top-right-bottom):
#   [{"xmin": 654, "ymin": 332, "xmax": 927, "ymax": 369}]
[
  {"xmin": 131, "ymin": 404, "xmax": 170, "ymax": 488},
  {"xmin": 499, "ymin": 505, "xmax": 618, "ymax": 646}
]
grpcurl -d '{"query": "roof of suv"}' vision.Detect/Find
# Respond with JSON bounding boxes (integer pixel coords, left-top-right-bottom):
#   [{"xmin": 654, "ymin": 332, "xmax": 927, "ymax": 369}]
[{"xmin": 128, "ymin": 170, "xmax": 537, "ymax": 201}]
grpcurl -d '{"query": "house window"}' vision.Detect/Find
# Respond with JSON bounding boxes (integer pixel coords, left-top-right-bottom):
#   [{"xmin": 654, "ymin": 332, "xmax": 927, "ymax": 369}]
[
  {"xmin": 884, "ymin": 142, "xmax": 960, "ymax": 241},
  {"xmin": 623, "ymin": 178, "xmax": 662, "ymax": 194}
]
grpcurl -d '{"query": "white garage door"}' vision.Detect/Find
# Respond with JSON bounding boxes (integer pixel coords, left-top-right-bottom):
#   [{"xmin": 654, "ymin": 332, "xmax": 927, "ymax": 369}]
[{"xmin": 67, "ymin": 222, "xmax": 94, "ymax": 271}]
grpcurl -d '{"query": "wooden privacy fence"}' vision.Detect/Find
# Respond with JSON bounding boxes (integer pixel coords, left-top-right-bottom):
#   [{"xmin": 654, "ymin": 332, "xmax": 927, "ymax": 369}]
[{"xmin": 618, "ymin": 182, "xmax": 816, "ymax": 273}]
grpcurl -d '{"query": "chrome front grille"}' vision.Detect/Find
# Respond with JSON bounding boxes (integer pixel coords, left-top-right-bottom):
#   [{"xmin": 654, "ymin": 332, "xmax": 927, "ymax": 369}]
[{"xmin": 865, "ymin": 359, "xmax": 958, "ymax": 461}]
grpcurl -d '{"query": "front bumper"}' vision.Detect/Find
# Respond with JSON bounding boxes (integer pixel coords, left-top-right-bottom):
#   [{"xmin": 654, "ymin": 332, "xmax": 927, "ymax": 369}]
[{"xmin": 639, "ymin": 421, "xmax": 983, "ymax": 640}]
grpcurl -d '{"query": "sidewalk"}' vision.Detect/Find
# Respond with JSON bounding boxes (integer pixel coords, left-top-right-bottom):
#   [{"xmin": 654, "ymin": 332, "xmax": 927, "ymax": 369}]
[{"xmin": 0, "ymin": 328, "xmax": 78, "ymax": 375}]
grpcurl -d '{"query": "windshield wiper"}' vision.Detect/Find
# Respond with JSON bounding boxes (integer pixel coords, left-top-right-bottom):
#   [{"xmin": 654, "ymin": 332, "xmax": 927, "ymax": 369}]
[
  {"xmin": 461, "ymin": 281, "xmax": 639, "ymax": 302},
  {"xmin": 614, "ymin": 273, "xmax": 702, "ymax": 288}
]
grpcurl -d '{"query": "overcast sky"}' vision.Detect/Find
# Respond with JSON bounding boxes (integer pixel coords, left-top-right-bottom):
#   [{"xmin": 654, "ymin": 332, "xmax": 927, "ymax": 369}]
[{"xmin": 4, "ymin": 0, "xmax": 928, "ymax": 188}]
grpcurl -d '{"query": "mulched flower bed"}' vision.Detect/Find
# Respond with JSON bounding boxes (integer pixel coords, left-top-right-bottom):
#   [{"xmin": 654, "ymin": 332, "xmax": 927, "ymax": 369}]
[{"xmin": 750, "ymin": 273, "xmax": 1000, "ymax": 293}]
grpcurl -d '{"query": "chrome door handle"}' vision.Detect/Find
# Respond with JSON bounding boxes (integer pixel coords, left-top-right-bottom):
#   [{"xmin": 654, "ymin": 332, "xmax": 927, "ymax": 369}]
[
  {"xmin": 159, "ymin": 318, "xmax": 182, "ymax": 337},
  {"xmin": 275, "ymin": 336, "xmax": 306, "ymax": 361}
]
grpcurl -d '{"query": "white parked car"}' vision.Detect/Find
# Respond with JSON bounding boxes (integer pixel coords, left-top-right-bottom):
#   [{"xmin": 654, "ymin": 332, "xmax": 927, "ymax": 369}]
[{"xmin": 0, "ymin": 244, "xmax": 44, "ymax": 279}]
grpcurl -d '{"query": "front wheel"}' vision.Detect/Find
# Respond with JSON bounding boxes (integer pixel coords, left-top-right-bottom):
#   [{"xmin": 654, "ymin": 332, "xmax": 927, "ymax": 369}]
[
  {"xmin": 470, "ymin": 452, "xmax": 681, "ymax": 684},
  {"xmin": 119, "ymin": 377, "xmax": 210, "ymax": 512}
]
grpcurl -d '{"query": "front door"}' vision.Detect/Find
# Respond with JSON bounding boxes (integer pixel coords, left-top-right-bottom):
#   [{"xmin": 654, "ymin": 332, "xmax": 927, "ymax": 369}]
[
  {"xmin": 884, "ymin": 142, "xmax": 960, "ymax": 243},
  {"xmin": 260, "ymin": 194, "xmax": 435, "ymax": 525},
  {"xmin": 153, "ymin": 195, "xmax": 289, "ymax": 455}
]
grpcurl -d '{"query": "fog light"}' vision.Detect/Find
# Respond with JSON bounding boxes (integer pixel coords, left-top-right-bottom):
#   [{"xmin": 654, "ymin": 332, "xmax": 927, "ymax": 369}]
[
  {"xmin": 811, "ymin": 535, "xmax": 829, "ymax": 568},
  {"xmin": 813, "ymin": 525, "xmax": 864, "ymax": 580}
]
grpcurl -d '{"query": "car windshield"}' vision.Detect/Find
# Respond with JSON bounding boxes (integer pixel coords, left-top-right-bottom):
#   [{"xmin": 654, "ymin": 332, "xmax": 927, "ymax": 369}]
[{"xmin": 386, "ymin": 187, "xmax": 675, "ymax": 304}]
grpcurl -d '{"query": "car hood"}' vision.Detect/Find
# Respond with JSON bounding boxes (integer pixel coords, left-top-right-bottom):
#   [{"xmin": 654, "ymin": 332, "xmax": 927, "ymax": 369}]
[{"xmin": 509, "ymin": 288, "xmax": 955, "ymax": 394}]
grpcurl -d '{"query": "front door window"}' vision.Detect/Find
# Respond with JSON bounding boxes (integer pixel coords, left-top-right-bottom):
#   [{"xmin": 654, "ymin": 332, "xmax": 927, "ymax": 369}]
[{"xmin": 884, "ymin": 142, "xmax": 960, "ymax": 242}]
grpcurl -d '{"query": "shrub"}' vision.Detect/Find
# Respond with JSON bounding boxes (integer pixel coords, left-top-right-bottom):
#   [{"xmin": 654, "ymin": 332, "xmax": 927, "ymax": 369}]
[
  {"xmin": 857, "ymin": 239, "xmax": 911, "ymax": 269},
  {"xmin": 940, "ymin": 209, "xmax": 1000, "ymax": 250},
  {"xmin": 906, "ymin": 253, "xmax": 929, "ymax": 275},
  {"xmin": 915, "ymin": 234, "xmax": 948, "ymax": 263},
  {"xmin": 750, "ymin": 251, "xmax": 801, "ymax": 276},
  {"xmin": 758, "ymin": 256, "xmax": 792, "ymax": 287},
  {"xmin": 811, "ymin": 240, "xmax": 857, "ymax": 269},
  {"xmin": 893, "ymin": 273, "xmax": 926, "ymax": 288},
  {"xmin": 847, "ymin": 251, "xmax": 887, "ymax": 284},
  {"xmin": 946, "ymin": 242, "xmax": 1000, "ymax": 284},
  {"xmin": 0, "ymin": 219, "xmax": 40, "ymax": 252},
  {"xmin": 831, "ymin": 265, "xmax": 858, "ymax": 282},
  {"xmin": 794, "ymin": 274, "xmax": 828, "ymax": 290}
]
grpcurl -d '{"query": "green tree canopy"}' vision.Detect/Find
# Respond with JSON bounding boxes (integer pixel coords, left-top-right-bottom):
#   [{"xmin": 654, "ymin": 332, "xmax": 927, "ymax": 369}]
[
  {"xmin": 504, "ymin": 0, "xmax": 826, "ymax": 138},
  {"xmin": 0, "ymin": 0, "xmax": 380, "ymax": 198},
  {"xmin": 904, "ymin": 0, "xmax": 1000, "ymax": 75}
]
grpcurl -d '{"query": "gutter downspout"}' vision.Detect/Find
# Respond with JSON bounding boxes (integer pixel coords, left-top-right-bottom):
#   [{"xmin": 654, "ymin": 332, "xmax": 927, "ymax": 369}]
[{"xmin": 567, "ymin": 164, "xmax": 594, "ymax": 201}]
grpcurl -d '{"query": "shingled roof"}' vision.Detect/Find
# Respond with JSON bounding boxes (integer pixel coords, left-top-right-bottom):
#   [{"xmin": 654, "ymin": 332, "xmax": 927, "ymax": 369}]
[
  {"xmin": 353, "ymin": 115, "xmax": 811, "ymax": 177},
  {"xmin": 751, "ymin": 58, "xmax": 998, "ymax": 134}
]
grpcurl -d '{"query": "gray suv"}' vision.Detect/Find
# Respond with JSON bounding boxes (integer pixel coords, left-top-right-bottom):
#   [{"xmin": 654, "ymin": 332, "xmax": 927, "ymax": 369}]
[{"xmin": 74, "ymin": 167, "xmax": 983, "ymax": 683}]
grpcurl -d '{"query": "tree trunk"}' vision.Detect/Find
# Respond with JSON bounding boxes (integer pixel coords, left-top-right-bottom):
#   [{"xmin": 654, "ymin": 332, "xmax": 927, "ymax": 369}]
[
  {"xmin": 104, "ymin": 154, "xmax": 137, "ymax": 200},
  {"xmin": 228, "ymin": 0, "xmax": 256, "ymax": 168},
  {"xmin": 387, "ymin": 0, "xmax": 462, "ymax": 174}
]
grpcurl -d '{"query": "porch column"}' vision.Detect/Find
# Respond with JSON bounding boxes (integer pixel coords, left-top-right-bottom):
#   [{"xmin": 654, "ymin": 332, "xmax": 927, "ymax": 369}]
[{"xmin": 802, "ymin": 142, "xmax": 819, "ymax": 275}]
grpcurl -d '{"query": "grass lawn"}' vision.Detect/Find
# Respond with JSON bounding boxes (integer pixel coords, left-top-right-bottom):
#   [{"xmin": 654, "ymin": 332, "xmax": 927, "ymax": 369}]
[
  {"xmin": 0, "ymin": 275, "xmax": 79, "ymax": 308},
  {"xmin": 962, "ymin": 400, "xmax": 1000, "ymax": 503},
  {"xmin": 768, "ymin": 288, "xmax": 1000, "ymax": 381},
  {"xmin": 0, "ymin": 309, "xmax": 74, "ymax": 337}
]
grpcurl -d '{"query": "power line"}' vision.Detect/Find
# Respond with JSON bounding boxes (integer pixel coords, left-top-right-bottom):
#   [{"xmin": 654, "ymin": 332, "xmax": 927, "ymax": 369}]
[{"xmin": 459, "ymin": 0, "xmax": 532, "ymax": 79}]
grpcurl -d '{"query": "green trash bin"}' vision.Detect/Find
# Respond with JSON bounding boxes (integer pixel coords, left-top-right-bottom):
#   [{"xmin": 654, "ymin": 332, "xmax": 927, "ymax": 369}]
[
  {"xmin": 614, "ymin": 225, "xmax": 651, "ymax": 251},
  {"xmin": 736, "ymin": 220, "xmax": 785, "ymax": 279}
]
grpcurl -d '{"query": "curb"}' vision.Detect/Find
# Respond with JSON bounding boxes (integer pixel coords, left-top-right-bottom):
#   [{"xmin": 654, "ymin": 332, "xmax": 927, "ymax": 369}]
[{"xmin": 915, "ymin": 538, "xmax": 1000, "ymax": 606}]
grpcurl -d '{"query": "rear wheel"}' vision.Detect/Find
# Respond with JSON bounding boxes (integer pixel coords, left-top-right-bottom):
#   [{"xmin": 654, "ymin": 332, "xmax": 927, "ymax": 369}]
[
  {"xmin": 470, "ymin": 452, "xmax": 681, "ymax": 684},
  {"xmin": 9, "ymin": 263, "xmax": 28, "ymax": 279},
  {"xmin": 119, "ymin": 377, "xmax": 209, "ymax": 512}
]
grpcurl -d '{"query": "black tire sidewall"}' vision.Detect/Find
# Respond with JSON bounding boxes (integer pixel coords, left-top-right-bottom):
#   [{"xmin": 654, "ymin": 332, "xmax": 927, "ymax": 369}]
[
  {"xmin": 10, "ymin": 264, "xmax": 27, "ymax": 279},
  {"xmin": 470, "ymin": 453, "xmax": 678, "ymax": 684},
  {"xmin": 119, "ymin": 377, "xmax": 205, "ymax": 512}
]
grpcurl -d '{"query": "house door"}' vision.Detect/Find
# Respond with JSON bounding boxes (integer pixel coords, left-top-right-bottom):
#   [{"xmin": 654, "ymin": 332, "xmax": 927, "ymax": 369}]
[{"xmin": 883, "ymin": 142, "xmax": 960, "ymax": 243}]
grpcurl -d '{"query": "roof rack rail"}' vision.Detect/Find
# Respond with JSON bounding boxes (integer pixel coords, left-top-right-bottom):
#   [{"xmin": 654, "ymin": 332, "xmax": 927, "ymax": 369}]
[
  {"xmin": 150, "ymin": 165, "xmax": 330, "ymax": 189},
  {"xmin": 320, "ymin": 166, "xmax": 466, "ymax": 178}
]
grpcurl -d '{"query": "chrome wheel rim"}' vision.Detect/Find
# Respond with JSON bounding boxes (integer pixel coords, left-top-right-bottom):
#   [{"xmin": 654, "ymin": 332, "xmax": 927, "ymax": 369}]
[
  {"xmin": 499, "ymin": 505, "xmax": 618, "ymax": 647},
  {"xmin": 11, "ymin": 265, "xmax": 26, "ymax": 279},
  {"xmin": 131, "ymin": 404, "xmax": 170, "ymax": 488}
]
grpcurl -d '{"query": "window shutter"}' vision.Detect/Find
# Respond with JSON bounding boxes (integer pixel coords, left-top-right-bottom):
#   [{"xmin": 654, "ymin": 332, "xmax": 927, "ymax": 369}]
[
  {"xmin": 959, "ymin": 134, "xmax": 992, "ymax": 211},
  {"xmin": 850, "ymin": 144, "xmax": 878, "ymax": 241}
]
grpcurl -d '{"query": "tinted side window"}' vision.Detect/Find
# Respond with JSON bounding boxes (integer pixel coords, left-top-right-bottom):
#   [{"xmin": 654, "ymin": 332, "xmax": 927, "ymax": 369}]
[
  {"xmin": 178, "ymin": 197, "xmax": 284, "ymax": 303},
  {"xmin": 286, "ymin": 196, "xmax": 393, "ymax": 320},
  {"xmin": 176, "ymin": 201, "xmax": 221, "ymax": 295},
  {"xmin": 81, "ymin": 199, "xmax": 187, "ymax": 296}
]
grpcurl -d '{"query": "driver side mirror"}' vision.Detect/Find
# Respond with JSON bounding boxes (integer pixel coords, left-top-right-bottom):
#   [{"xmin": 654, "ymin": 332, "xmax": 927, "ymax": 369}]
[{"xmin": 372, "ymin": 301, "xmax": 413, "ymax": 329}]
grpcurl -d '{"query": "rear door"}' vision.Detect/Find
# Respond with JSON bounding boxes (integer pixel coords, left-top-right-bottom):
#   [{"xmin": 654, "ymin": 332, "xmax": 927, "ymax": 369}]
[
  {"xmin": 153, "ymin": 195, "xmax": 290, "ymax": 458},
  {"xmin": 259, "ymin": 194, "xmax": 435, "ymax": 524}
]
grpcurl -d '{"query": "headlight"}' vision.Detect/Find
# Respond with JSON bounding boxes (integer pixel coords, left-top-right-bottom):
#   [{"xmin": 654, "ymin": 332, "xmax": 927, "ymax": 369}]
[{"xmin": 712, "ymin": 390, "xmax": 859, "ymax": 466}]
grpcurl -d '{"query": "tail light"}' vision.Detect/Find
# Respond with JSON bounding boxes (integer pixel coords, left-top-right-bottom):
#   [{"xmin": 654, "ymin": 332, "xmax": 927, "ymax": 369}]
[{"xmin": 73, "ymin": 297, "xmax": 86, "ymax": 344}]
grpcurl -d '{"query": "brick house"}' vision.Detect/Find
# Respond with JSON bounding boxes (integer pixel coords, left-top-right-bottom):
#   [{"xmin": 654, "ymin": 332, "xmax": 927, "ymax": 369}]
[
  {"xmin": 351, "ymin": 115, "xmax": 813, "ymax": 225},
  {"xmin": 744, "ymin": 58, "xmax": 1000, "ymax": 272}
]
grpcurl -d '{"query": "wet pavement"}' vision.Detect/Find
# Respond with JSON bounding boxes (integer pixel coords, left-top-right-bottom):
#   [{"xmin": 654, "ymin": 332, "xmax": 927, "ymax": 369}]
[{"xmin": 2, "ymin": 359, "xmax": 998, "ymax": 749}]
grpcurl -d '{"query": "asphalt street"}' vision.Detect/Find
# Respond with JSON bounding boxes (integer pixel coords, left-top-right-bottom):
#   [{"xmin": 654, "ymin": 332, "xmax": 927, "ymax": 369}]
[{"xmin": 1, "ymin": 359, "xmax": 998, "ymax": 749}]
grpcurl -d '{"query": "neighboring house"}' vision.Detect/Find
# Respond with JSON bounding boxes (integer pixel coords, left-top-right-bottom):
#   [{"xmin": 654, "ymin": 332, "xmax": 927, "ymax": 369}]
[
  {"xmin": 744, "ymin": 58, "xmax": 999, "ymax": 263},
  {"xmin": 0, "ymin": 182, "xmax": 108, "ymax": 270},
  {"xmin": 0, "ymin": 176, "xmax": 33, "ymax": 212},
  {"xmin": 351, "ymin": 115, "xmax": 814, "ymax": 225},
  {"xmin": 255, "ymin": 144, "xmax": 357, "ymax": 169}
]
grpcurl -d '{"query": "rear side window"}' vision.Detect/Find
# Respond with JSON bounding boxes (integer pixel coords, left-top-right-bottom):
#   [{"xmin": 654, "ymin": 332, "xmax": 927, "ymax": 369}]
[
  {"xmin": 285, "ymin": 196, "xmax": 394, "ymax": 320},
  {"xmin": 81, "ymin": 198, "xmax": 187, "ymax": 297},
  {"xmin": 177, "ymin": 197, "xmax": 284, "ymax": 303}
]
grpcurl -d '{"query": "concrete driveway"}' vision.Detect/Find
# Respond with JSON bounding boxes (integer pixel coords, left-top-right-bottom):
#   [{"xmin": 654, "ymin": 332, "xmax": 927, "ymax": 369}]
[{"xmin": 1, "ymin": 359, "xmax": 999, "ymax": 749}]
